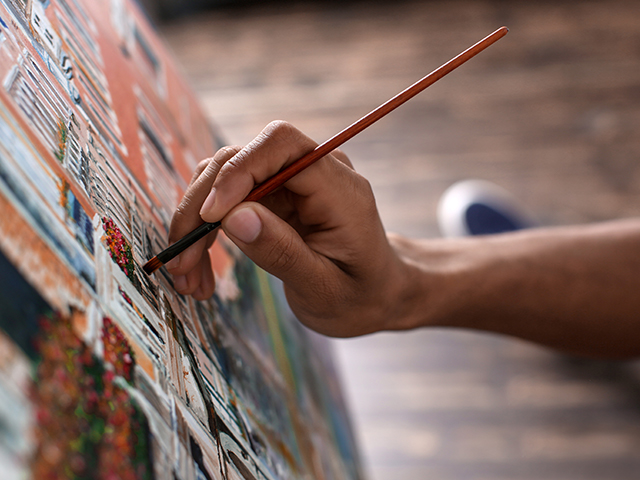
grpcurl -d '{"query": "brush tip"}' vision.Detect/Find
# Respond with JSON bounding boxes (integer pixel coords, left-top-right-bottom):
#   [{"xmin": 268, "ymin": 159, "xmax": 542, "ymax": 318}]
[{"xmin": 142, "ymin": 256, "xmax": 162, "ymax": 275}]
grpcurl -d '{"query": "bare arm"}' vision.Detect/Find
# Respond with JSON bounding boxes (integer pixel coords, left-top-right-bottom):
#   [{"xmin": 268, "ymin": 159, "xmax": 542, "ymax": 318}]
[{"xmin": 391, "ymin": 219, "xmax": 640, "ymax": 358}]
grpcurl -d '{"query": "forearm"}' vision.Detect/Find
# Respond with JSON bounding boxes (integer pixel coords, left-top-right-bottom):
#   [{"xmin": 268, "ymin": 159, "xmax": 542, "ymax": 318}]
[{"xmin": 391, "ymin": 218, "xmax": 640, "ymax": 358}]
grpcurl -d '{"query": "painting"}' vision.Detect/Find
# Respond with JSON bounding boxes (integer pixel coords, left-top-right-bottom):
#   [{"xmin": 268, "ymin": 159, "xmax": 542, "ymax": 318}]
[{"xmin": 0, "ymin": 1, "xmax": 363, "ymax": 479}]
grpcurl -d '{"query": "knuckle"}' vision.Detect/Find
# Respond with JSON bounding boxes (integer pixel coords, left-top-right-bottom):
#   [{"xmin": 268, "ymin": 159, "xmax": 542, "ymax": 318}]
[
  {"xmin": 356, "ymin": 173, "xmax": 374, "ymax": 195},
  {"xmin": 170, "ymin": 203, "xmax": 191, "ymax": 230},
  {"xmin": 350, "ymin": 172, "xmax": 375, "ymax": 206},
  {"xmin": 351, "ymin": 175, "xmax": 380, "ymax": 226},
  {"xmin": 263, "ymin": 120, "xmax": 303, "ymax": 146},
  {"xmin": 195, "ymin": 158, "xmax": 213, "ymax": 174},
  {"xmin": 210, "ymin": 146, "xmax": 242, "ymax": 175},
  {"xmin": 224, "ymin": 152, "xmax": 250, "ymax": 177},
  {"xmin": 188, "ymin": 157, "xmax": 213, "ymax": 185},
  {"xmin": 169, "ymin": 198, "xmax": 203, "ymax": 240},
  {"xmin": 172, "ymin": 204, "xmax": 188, "ymax": 220},
  {"xmin": 218, "ymin": 146, "xmax": 250, "ymax": 177},
  {"xmin": 194, "ymin": 158, "xmax": 211, "ymax": 176},
  {"xmin": 264, "ymin": 120, "xmax": 294, "ymax": 136},
  {"xmin": 215, "ymin": 145, "xmax": 241, "ymax": 163},
  {"xmin": 173, "ymin": 199, "xmax": 196, "ymax": 222},
  {"xmin": 332, "ymin": 148, "xmax": 354, "ymax": 169}
]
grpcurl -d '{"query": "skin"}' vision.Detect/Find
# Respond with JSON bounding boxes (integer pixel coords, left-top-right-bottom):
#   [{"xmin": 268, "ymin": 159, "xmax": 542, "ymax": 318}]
[{"xmin": 167, "ymin": 121, "xmax": 640, "ymax": 358}]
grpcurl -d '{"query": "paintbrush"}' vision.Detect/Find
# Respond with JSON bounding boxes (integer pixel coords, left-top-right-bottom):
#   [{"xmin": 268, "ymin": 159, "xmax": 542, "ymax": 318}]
[{"xmin": 142, "ymin": 26, "xmax": 508, "ymax": 275}]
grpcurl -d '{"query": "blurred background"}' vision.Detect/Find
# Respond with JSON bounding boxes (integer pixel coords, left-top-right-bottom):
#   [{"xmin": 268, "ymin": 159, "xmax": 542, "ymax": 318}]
[{"xmin": 145, "ymin": 1, "xmax": 640, "ymax": 478}]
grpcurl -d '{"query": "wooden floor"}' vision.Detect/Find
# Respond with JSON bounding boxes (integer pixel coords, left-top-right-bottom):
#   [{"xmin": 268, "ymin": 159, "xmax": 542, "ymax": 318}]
[{"xmin": 160, "ymin": 1, "xmax": 640, "ymax": 479}]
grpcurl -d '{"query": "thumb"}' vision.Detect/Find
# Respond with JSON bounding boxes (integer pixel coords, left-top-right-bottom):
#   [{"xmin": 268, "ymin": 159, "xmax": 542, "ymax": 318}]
[{"xmin": 221, "ymin": 203, "xmax": 325, "ymax": 284}]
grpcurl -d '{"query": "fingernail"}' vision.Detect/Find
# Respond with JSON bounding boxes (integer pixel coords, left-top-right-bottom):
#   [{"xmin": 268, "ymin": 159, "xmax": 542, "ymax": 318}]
[
  {"xmin": 173, "ymin": 275, "xmax": 187, "ymax": 292},
  {"xmin": 165, "ymin": 255, "xmax": 180, "ymax": 271},
  {"xmin": 199, "ymin": 188, "xmax": 217, "ymax": 217},
  {"xmin": 225, "ymin": 207, "xmax": 261, "ymax": 244}
]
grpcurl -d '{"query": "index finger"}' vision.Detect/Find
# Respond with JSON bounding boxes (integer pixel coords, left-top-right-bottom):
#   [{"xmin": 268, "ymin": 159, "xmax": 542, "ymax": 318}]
[
  {"xmin": 166, "ymin": 145, "xmax": 241, "ymax": 273},
  {"xmin": 200, "ymin": 121, "xmax": 351, "ymax": 224}
]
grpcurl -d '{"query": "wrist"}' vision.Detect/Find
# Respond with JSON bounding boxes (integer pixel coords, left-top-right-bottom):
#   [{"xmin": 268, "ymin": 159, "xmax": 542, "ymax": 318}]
[
  {"xmin": 382, "ymin": 234, "xmax": 439, "ymax": 331},
  {"xmin": 385, "ymin": 233, "xmax": 484, "ymax": 331}
]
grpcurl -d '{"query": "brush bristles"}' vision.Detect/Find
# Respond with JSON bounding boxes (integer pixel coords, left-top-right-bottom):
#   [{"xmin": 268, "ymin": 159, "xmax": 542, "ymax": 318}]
[{"xmin": 142, "ymin": 256, "xmax": 163, "ymax": 275}]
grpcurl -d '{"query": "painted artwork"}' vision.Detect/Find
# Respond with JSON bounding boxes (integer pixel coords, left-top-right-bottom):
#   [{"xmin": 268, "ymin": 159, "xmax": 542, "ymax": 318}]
[{"xmin": 0, "ymin": 1, "xmax": 363, "ymax": 479}]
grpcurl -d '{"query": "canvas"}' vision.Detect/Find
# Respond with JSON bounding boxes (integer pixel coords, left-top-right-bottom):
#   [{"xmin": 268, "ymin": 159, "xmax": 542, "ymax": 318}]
[{"xmin": 0, "ymin": 1, "xmax": 362, "ymax": 479}]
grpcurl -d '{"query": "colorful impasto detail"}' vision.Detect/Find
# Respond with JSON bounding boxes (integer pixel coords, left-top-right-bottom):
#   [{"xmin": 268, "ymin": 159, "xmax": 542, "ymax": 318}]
[
  {"xmin": 102, "ymin": 217, "xmax": 136, "ymax": 284},
  {"xmin": 55, "ymin": 119, "xmax": 68, "ymax": 163},
  {"xmin": 118, "ymin": 287, "xmax": 163, "ymax": 344},
  {"xmin": 30, "ymin": 313, "xmax": 151, "ymax": 480},
  {"xmin": 58, "ymin": 178, "xmax": 71, "ymax": 213},
  {"xmin": 102, "ymin": 317, "xmax": 136, "ymax": 383}
]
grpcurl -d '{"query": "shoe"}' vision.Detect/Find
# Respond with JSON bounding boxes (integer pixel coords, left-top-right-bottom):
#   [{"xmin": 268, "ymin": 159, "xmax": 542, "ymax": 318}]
[{"xmin": 437, "ymin": 180, "xmax": 535, "ymax": 237}]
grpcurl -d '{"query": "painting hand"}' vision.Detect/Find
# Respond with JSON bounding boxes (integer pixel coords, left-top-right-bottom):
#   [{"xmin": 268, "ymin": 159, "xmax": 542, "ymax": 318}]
[
  {"xmin": 172, "ymin": 121, "xmax": 419, "ymax": 336},
  {"xmin": 166, "ymin": 146, "xmax": 241, "ymax": 300}
]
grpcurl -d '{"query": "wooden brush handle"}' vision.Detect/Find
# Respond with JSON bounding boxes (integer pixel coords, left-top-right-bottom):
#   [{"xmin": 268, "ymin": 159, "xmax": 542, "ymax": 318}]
[
  {"xmin": 244, "ymin": 26, "xmax": 508, "ymax": 203},
  {"xmin": 143, "ymin": 27, "xmax": 508, "ymax": 275}
]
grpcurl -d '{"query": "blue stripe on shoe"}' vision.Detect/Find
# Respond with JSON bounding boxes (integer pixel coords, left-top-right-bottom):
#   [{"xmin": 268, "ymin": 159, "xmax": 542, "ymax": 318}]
[{"xmin": 465, "ymin": 202, "xmax": 528, "ymax": 235}]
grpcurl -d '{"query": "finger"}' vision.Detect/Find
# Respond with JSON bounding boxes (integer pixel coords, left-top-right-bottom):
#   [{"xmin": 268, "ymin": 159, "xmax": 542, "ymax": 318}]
[
  {"xmin": 167, "ymin": 146, "xmax": 241, "ymax": 274},
  {"xmin": 165, "ymin": 157, "xmax": 214, "ymax": 273},
  {"xmin": 280, "ymin": 153, "xmax": 375, "ymax": 231},
  {"xmin": 192, "ymin": 249, "xmax": 216, "ymax": 300},
  {"xmin": 199, "ymin": 121, "xmax": 318, "ymax": 223},
  {"xmin": 331, "ymin": 148, "xmax": 354, "ymax": 169},
  {"xmin": 172, "ymin": 263, "xmax": 200, "ymax": 296},
  {"xmin": 170, "ymin": 146, "xmax": 241, "ymax": 243},
  {"xmin": 221, "ymin": 202, "xmax": 340, "ymax": 290},
  {"xmin": 172, "ymin": 248, "xmax": 214, "ymax": 297},
  {"xmin": 188, "ymin": 156, "xmax": 213, "ymax": 185},
  {"xmin": 199, "ymin": 122, "xmax": 363, "ymax": 230}
]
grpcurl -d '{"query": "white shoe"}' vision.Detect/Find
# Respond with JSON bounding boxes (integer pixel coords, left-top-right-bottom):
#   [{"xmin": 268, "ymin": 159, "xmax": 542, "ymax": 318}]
[{"xmin": 437, "ymin": 179, "xmax": 536, "ymax": 237}]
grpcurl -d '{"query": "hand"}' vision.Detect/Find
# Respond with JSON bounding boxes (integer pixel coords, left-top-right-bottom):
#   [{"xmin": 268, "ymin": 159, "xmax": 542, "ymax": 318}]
[{"xmin": 167, "ymin": 121, "xmax": 418, "ymax": 337}]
